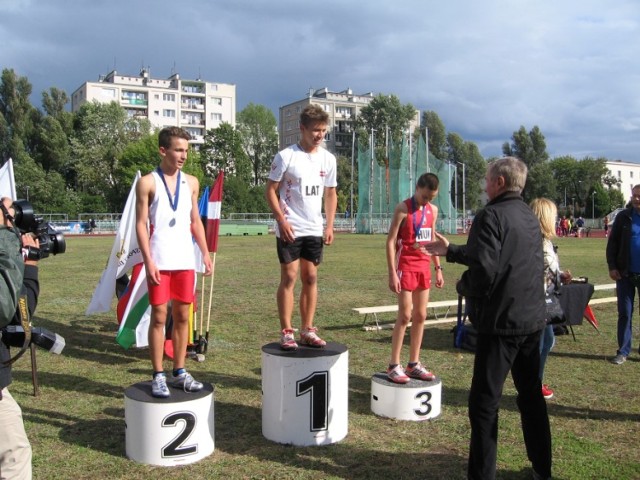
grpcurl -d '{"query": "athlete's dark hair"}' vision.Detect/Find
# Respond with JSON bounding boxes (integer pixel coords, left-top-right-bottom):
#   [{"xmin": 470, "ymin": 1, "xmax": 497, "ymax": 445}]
[
  {"xmin": 416, "ymin": 172, "xmax": 439, "ymax": 190},
  {"xmin": 159, "ymin": 127, "xmax": 191, "ymax": 149}
]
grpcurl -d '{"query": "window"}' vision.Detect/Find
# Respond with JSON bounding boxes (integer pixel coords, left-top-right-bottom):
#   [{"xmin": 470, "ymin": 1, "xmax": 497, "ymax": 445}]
[
  {"xmin": 154, "ymin": 94, "xmax": 159, "ymax": 100},
  {"xmin": 618, "ymin": 171, "xmax": 622, "ymax": 178},
  {"xmin": 100, "ymin": 88, "xmax": 116, "ymax": 99},
  {"xmin": 631, "ymin": 171, "xmax": 634, "ymax": 179},
  {"xmin": 154, "ymin": 110, "xmax": 159, "ymax": 116},
  {"xmin": 211, "ymin": 97, "xmax": 222, "ymax": 106},
  {"xmin": 163, "ymin": 93, "xmax": 175, "ymax": 101},
  {"xmin": 163, "ymin": 109, "xmax": 176, "ymax": 118},
  {"xmin": 323, "ymin": 104, "xmax": 331, "ymax": 112},
  {"xmin": 211, "ymin": 112, "xmax": 222, "ymax": 121}
]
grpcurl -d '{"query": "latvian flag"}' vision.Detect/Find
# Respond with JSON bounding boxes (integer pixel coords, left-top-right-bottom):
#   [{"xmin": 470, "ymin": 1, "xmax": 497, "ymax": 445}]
[{"xmin": 206, "ymin": 172, "xmax": 224, "ymax": 253}]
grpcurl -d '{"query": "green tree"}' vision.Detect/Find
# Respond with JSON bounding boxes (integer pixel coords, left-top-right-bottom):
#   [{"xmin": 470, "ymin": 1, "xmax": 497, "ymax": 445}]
[
  {"xmin": 356, "ymin": 94, "xmax": 417, "ymax": 165},
  {"xmin": 549, "ymin": 156, "xmax": 610, "ymax": 214},
  {"xmin": 237, "ymin": 103, "xmax": 278, "ymax": 186},
  {"xmin": 201, "ymin": 123, "xmax": 251, "ymax": 183},
  {"xmin": 503, "ymin": 126, "xmax": 550, "ymax": 201},
  {"xmin": 42, "ymin": 87, "xmax": 73, "ymax": 135},
  {"xmin": 421, "ymin": 111, "xmax": 447, "ymax": 161},
  {"xmin": 502, "ymin": 125, "xmax": 548, "ymax": 167},
  {"xmin": 70, "ymin": 101, "xmax": 151, "ymax": 211}
]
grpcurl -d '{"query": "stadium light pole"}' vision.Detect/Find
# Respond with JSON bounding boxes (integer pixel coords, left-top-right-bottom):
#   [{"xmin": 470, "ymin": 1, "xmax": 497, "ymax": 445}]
[
  {"xmin": 455, "ymin": 161, "xmax": 466, "ymax": 232},
  {"xmin": 591, "ymin": 191, "xmax": 596, "ymax": 219},
  {"xmin": 350, "ymin": 129, "xmax": 355, "ymax": 231}
]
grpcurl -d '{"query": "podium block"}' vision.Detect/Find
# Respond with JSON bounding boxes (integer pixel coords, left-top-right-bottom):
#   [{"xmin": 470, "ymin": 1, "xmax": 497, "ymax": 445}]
[
  {"xmin": 124, "ymin": 381, "xmax": 215, "ymax": 466},
  {"xmin": 371, "ymin": 373, "xmax": 441, "ymax": 421},
  {"xmin": 262, "ymin": 342, "xmax": 348, "ymax": 446}
]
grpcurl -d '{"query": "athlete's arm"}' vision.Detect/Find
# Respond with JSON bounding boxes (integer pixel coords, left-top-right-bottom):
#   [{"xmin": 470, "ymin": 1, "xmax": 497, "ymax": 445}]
[
  {"xmin": 386, "ymin": 202, "xmax": 407, "ymax": 294},
  {"xmin": 265, "ymin": 179, "xmax": 295, "ymax": 243},
  {"xmin": 323, "ymin": 186, "xmax": 337, "ymax": 245}
]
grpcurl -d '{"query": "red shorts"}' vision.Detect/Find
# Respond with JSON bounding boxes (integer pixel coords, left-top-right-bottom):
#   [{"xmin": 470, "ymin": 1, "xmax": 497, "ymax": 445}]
[
  {"xmin": 147, "ymin": 270, "xmax": 195, "ymax": 306},
  {"xmin": 398, "ymin": 270, "xmax": 431, "ymax": 291}
]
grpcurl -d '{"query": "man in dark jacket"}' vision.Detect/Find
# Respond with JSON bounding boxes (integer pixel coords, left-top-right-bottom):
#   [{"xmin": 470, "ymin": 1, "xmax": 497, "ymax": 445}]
[
  {"xmin": 426, "ymin": 157, "xmax": 551, "ymax": 480},
  {"xmin": 605, "ymin": 184, "xmax": 640, "ymax": 365},
  {"xmin": 1, "ymin": 197, "xmax": 36, "ymax": 479}
]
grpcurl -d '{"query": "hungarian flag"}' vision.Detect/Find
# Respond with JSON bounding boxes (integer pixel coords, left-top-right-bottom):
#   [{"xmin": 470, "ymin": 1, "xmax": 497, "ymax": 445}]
[
  {"xmin": 206, "ymin": 172, "xmax": 224, "ymax": 253},
  {"xmin": 116, "ymin": 263, "xmax": 150, "ymax": 349}
]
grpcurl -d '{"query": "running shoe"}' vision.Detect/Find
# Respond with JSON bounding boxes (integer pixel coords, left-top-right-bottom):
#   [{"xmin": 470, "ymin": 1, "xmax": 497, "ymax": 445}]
[
  {"xmin": 387, "ymin": 364, "xmax": 410, "ymax": 384},
  {"xmin": 405, "ymin": 362, "xmax": 435, "ymax": 381},
  {"xmin": 280, "ymin": 328, "xmax": 298, "ymax": 351},
  {"xmin": 151, "ymin": 373, "xmax": 170, "ymax": 398},
  {"xmin": 172, "ymin": 371, "xmax": 203, "ymax": 392},
  {"xmin": 610, "ymin": 353, "xmax": 627, "ymax": 365},
  {"xmin": 300, "ymin": 327, "xmax": 326, "ymax": 348},
  {"xmin": 541, "ymin": 384, "xmax": 554, "ymax": 400}
]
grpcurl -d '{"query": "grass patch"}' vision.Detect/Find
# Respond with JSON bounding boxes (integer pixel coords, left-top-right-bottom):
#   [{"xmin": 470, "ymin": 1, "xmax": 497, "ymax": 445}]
[{"xmin": 8, "ymin": 233, "xmax": 640, "ymax": 479}]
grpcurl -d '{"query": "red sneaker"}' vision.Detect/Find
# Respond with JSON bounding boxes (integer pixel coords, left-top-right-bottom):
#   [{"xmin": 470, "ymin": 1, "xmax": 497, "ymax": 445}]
[
  {"xmin": 280, "ymin": 329, "xmax": 298, "ymax": 351},
  {"xmin": 300, "ymin": 327, "xmax": 326, "ymax": 347},
  {"xmin": 542, "ymin": 384, "xmax": 554, "ymax": 400},
  {"xmin": 405, "ymin": 362, "xmax": 435, "ymax": 381},
  {"xmin": 386, "ymin": 364, "xmax": 410, "ymax": 384}
]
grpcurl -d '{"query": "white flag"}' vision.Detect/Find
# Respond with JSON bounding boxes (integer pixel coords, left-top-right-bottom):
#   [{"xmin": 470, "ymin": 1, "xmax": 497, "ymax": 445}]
[
  {"xmin": 86, "ymin": 172, "xmax": 142, "ymax": 314},
  {"xmin": 0, "ymin": 158, "xmax": 17, "ymax": 200}
]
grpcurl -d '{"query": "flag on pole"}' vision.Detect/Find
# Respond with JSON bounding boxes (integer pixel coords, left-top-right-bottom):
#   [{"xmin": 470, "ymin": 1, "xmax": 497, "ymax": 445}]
[
  {"xmin": 86, "ymin": 172, "xmax": 142, "ymax": 314},
  {"xmin": 0, "ymin": 158, "xmax": 17, "ymax": 200},
  {"xmin": 193, "ymin": 186, "xmax": 210, "ymax": 274},
  {"xmin": 115, "ymin": 262, "xmax": 151, "ymax": 349},
  {"xmin": 206, "ymin": 172, "xmax": 224, "ymax": 253}
]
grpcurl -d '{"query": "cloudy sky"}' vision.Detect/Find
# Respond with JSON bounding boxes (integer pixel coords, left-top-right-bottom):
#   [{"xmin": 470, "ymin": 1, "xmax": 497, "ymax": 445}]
[{"xmin": 1, "ymin": 0, "xmax": 638, "ymax": 162}]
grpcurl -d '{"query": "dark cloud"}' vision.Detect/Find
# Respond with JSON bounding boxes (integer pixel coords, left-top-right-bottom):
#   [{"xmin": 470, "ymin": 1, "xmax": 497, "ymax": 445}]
[{"xmin": 1, "ymin": 0, "xmax": 638, "ymax": 161}]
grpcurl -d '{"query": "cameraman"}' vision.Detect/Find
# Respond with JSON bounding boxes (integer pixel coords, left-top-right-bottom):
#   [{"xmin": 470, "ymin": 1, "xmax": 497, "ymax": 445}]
[{"xmin": 1, "ymin": 197, "xmax": 36, "ymax": 480}]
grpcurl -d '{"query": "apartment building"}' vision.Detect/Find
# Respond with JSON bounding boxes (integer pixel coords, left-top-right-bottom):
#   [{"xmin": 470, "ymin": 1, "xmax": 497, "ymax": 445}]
[
  {"xmin": 605, "ymin": 159, "xmax": 640, "ymax": 193},
  {"xmin": 279, "ymin": 87, "xmax": 381, "ymax": 158},
  {"xmin": 71, "ymin": 68, "xmax": 236, "ymax": 147}
]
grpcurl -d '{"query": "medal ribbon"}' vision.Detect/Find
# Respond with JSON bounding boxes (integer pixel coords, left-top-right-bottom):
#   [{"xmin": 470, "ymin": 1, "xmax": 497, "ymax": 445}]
[
  {"xmin": 156, "ymin": 167, "xmax": 181, "ymax": 212},
  {"xmin": 411, "ymin": 196, "xmax": 427, "ymax": 242}
]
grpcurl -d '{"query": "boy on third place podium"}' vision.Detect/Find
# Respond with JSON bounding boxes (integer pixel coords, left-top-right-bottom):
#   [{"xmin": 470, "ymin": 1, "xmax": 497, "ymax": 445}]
[
  {"xmin": 385, "ymin": 173, "xmax": 444, "ymax": 384},
  {"xmin": 265, "ymin": 104, "xmax": 337, "ymax": 351}
]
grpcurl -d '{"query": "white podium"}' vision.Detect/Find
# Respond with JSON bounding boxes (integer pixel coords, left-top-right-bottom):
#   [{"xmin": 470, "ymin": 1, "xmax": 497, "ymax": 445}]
[
  {"xmin": 124, "ymin": 381, "xmax": 215, "ymax": 466},
  {"xmin": 371, "ymin": 372, "xmax": 441, "ymax": 421},
  {"xmin": 261, "ymin": 342, "xmax": 348, "ymax": 446}
]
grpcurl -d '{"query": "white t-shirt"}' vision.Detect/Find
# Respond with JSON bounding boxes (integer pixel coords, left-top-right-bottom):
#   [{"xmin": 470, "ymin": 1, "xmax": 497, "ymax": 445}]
[
  {"xmin": 149, "ymin": 171, "xmax": 196, "ymax": 270},
  {"xmin": 268, "ymin": 144, "xmax": 337, "ymax": 237}
]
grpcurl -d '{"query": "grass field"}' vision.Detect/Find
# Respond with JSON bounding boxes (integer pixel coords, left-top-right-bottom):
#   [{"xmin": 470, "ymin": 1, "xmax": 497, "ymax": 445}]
[{"xmin": 9, "ymin": 233, "xmax": 640, "ymax": 480}]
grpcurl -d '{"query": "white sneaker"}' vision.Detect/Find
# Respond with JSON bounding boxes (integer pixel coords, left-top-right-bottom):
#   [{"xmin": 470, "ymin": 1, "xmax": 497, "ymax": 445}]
[
  {"xmin": 172, "ymin": 371, "xmax": 203, "ymax": 392},
  {"xmin": 151, "ymin": 373, "xmax": 170, "ymax": 398}
]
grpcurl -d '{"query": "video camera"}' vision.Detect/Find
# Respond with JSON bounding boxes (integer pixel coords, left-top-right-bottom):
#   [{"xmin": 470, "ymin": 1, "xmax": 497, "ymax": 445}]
[
  {"xmin": 11, "ymin": 199, "xmax": 66, "ymax": 260},
  {"xmin": 2, "ymin": 325, "xmax": 65, "ymax": 354}
]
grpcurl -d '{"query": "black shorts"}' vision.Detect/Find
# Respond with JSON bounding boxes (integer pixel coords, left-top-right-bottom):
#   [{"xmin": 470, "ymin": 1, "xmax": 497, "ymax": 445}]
[{"xmin": 277, "ymin": 236, "xmax": 324, "ymax": 265}]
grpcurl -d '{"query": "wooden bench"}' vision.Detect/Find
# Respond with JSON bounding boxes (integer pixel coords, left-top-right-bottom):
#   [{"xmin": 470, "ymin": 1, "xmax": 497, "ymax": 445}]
[
  {"xmin": 353, "ymin": 299, "xmax": 464, "ymax": 330},
  {"xmin": 354, "ymin": 283, "xmax": 617, "ymax": 331}
]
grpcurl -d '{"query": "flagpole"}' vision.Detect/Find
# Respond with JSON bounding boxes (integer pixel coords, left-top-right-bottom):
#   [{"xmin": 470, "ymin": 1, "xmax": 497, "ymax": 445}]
[{"xmin": 205, "ymin": 252, "xmax": 217, "ymax": 352}]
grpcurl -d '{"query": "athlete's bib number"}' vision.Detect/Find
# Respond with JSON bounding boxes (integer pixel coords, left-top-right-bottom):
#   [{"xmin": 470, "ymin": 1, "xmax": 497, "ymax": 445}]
[{"xmin": 416, "ymin": 227, "xmax": 432, "ymax": 243}]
